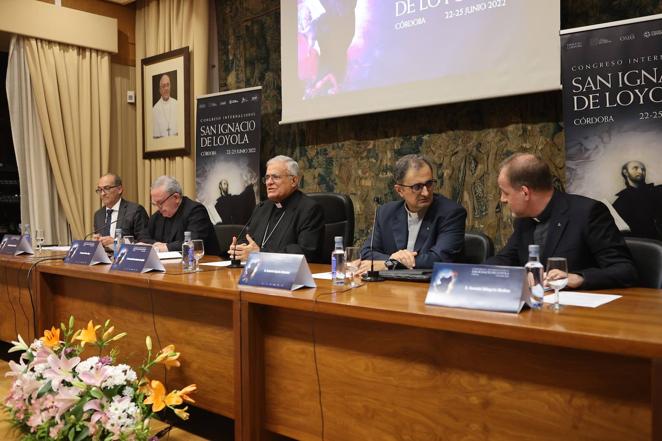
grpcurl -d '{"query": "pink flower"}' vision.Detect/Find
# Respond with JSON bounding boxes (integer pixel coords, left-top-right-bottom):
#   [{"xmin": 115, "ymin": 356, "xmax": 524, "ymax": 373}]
[
  {"xmin": 54, "ymin": 386, "xmax": 81, "ymax": 417},
  {"xmin": 78, "ymin": 365, "xmax": 111, "ymax": 387},
  {"xmin": 42, "ymin": 352, "xmax": 80, "ymax": 391}
]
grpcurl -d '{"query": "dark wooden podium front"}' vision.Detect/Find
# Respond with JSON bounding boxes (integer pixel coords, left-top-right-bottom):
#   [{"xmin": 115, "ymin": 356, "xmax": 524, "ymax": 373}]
[{"xmin": 2, "ymin": 254, "xmax": 662, "ymax": 441}]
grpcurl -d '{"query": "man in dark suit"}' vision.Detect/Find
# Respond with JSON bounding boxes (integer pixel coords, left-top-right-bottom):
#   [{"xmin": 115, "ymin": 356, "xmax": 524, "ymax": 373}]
[
  {"xmin": 486, "ymin": 153, "xmax": 637, "ymax": 290},
  {"xmin": 359, "ymin": 154, "xmax": 467, "ymax": 271},
  {"xmin": 228, "ymin": 155, "xmax": 324, "ymax": 262},
  {"xmin": 141, "ymin": 176, "xmax": 221, "ymax": 256},
  {"xmin": 93, "ymin": 173, "xmax": 149, "ymax": 247}
]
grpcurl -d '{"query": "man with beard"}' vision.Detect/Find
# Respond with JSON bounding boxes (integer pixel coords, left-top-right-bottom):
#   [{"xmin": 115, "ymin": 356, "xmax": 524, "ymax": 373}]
[{"xmin": 613, "ymin": 160, "xmax": 662, "ymax": 240}]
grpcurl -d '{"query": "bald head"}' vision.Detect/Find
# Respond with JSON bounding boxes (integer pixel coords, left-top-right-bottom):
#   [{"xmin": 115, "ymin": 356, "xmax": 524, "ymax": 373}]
[
  {"xmin": 497, "ymin": 153, "xmax": 554, "ymax": 218},
  {"xmin": 499, "ymin": 153, "xmax": 553, "ymax": 192}
]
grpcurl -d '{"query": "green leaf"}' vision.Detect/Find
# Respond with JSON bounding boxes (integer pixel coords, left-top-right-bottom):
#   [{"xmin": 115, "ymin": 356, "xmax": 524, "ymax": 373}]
[
  {"xmin": 73, "ymin": 426, "xmax": 90, "ymax": 441},
  {"xmin": 68, "ymin": 427, "xmax": 75, "ymax": 441},
  {"xmin": 69, "ymin": 315, "xmax": 75, "ymax": 330},
  {"xmin": 36, "ymin": 380, "xmax": 52, "ymax": 398}
]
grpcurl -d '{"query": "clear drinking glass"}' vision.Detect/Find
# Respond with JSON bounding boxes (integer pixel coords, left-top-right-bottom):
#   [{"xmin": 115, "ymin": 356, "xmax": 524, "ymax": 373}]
[
  {"xmin": 35, "ymin": 229, "xmax": 45, "ymax": 255},
  {"xmin": 192, "ymin": 239, "xmax": 205, "ymax": 272},
  {"xmin": 345, "ymin": 246, "xmax": 361, "ymax": 288},
  {"xmin": 546, "ymin": 257, "xmax": 568, "ymax": 312}
]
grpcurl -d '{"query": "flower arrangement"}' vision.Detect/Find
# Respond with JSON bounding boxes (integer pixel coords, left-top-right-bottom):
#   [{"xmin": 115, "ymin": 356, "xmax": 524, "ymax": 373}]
[{"xmin": 3, "ymin": 317, "xmax": 196, "ymax": 440}]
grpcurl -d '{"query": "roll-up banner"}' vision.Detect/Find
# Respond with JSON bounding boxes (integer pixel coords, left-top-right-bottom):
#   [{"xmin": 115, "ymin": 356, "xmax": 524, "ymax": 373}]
[
  {"xmin": 195, "ymin": 87, "xmax": 262, "ymax": 225},
  {"xmin": 561, "ymin": 15, "xmax": 662, "ymax": 240}
]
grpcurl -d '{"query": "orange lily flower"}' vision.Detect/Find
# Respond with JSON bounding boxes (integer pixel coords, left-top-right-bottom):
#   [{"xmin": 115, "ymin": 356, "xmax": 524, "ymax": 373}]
[
  {"xmin": 178, "ymin": 384, "xmax": 197, "ymax": 404},
  {"xmin": 154, "ymin": 344, "xmax": 181, "ymax": 369},
  {"xmin": 143, "ymin": 380, "xmax": 166, "ymax": 412},
  {"xmin": 41, "ymin": 327, "xmax": 60, "ymax": 348},
  {"xmin": 74, "ymin": 320, "xmax": 100, "ymax": 347},
  {"xmin": 165, "ymin": 390, "xmax": 183, "ymax": 407},
  {"xmin": 173, "ymin": 406, "xmax": 190, "ymax": 420}
]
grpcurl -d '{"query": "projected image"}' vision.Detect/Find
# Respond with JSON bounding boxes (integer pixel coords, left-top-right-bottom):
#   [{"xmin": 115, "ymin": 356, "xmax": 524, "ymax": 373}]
[
  {"xmin": 296, "ymin": 0, "xmax": 514, "ymax": 101},
  {"xmin": 298, "ymin": 0, "xmax": 359, "ymax": 99}
]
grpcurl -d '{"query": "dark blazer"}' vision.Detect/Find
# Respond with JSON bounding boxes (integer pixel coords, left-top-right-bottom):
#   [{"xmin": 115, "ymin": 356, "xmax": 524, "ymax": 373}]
[
  {"xmin": 142, "ymin": 196, "xmax": 221, "ymax": 256},
  {"xmin": 246, "ymin": 190, "xmax": 324, "ymax": 262},
  {"xmin": 93, "ymin": 199, "xmax": 149, "ymax": 241},
  {"xmin": 486, "ymin": 191, "xmax": 638, "ymax": 290},
  {"xmin": 360, "ymin": 194, "xmax": 467, "ymax": 268}
]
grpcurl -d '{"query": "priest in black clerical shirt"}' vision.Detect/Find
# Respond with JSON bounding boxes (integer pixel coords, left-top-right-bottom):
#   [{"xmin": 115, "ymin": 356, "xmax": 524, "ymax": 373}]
[
  {"xmin": 142, "ymin": 175, "xmax": 221, "ymax": 256},
  {"xmin": 228, "ymin": 155, "xmax": 324, "ymax": 262}
]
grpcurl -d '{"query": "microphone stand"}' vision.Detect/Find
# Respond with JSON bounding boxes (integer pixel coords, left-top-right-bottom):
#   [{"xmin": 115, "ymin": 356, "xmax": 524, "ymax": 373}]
[
  {"xmin": 362, "ymin": 202, "xmax": 384, "ymax": 282},
  {"xmin": 84, "ymin": 219, "xmax": 119, "ymax": 240}
]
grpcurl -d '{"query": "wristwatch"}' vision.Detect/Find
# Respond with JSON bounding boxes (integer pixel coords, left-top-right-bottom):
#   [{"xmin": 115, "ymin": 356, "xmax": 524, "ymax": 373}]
[{"xmin": 384, "ymin": 258, "xmax": 399, "ymax": 270}]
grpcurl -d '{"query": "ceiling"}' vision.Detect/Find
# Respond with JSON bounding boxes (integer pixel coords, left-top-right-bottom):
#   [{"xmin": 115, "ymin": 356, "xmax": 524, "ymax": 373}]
[{"xmin": 102, "ymin": 0, "xmax": 135, "ymax": 4}]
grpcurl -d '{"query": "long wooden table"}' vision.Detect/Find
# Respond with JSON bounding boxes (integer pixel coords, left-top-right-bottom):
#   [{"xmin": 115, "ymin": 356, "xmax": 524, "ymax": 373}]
[{"xmin": 2, "ymin": 254, "xmax": 662, "ymax": 441}]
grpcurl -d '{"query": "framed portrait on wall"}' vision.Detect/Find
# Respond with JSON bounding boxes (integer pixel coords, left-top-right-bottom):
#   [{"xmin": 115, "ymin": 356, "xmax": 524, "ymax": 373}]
[{"xmin": 141, "ymin": 47, "xmax": 190, "ymax": 159}]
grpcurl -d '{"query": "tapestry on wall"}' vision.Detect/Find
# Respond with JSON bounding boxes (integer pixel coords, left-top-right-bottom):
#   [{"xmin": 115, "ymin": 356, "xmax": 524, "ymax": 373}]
[
  {"xmin": 195, "ymin": 87, "xmax": 262, "ymax": 225},
  {"xmin": 562, "ymin": 15, "xmax": 662, "ymax": 240}
]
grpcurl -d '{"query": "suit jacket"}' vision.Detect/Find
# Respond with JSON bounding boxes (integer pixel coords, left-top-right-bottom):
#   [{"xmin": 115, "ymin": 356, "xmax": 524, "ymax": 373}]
[
  {"xmin": 360, "ymin": 194, "xmax": 467, "ymax": 268},
  {"xmin": 142, "ymin": 196, "xmax": 221, "ymax": 256},
  {"xmin": 93, "ymin": 199, "xmax": 149, "ymax": 241},
  {"xmin": 246, "ymin": 190, "xmax": 324, "ymax": 262},
  {"xmin": 486, "ymin": 191, "xmax": 638, "ymax": 290}
]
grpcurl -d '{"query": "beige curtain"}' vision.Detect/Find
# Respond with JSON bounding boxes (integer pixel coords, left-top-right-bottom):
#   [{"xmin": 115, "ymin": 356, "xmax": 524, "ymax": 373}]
[
  {"xmin": 23, "ymin": 38, "xmax": 111, "ymax": 240},
  {"xmin": 6, "ymin": 36, "xmax": 69, "ymax": 245},
  {"xmin": 135, "ymin": 0, "xmax": 209, "ymax": 210}
]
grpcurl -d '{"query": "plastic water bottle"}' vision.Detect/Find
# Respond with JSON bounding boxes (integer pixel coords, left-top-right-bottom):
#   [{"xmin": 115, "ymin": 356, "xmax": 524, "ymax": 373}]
[
  {"xmin": 182, "ymin": 231, "xmax": 193, "ymax": 271},
  {"xmin": 525, "ymin": 244, "xmax": 544, "ymax": 310},
  {"xmin": 331, "ymin": 236, "xmax": 346, "ymax": 286},
  {"xmin": 113, "ymin": 228, "xmax": 123, "ymax": 261},
  {"xmin": 23, "ymin": 223, "xmax": 32, "ymax": 246}
]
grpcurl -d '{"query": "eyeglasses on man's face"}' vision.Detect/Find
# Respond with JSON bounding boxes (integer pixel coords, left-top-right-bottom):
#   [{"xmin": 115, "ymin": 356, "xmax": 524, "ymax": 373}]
[
  {"xmin": 151, "ymin": 192, "xmax": 177, "ymax": 208},
  {"xmin": 397, "ymin": 179, "xmax": 437, "ymax": 193},
  {"xmin": 262, "ymin": 174, "xmax": 294, "ymax": 184},
  {"xmin": 95, "ymin": 185, "xmax": 119, "ymax": 194}
]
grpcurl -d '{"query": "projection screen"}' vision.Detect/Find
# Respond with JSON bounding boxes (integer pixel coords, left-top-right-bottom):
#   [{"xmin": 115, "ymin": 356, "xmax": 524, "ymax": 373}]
[{"xmin": 281, "ymin": 0, "xmax": 561, "ymax": 123}]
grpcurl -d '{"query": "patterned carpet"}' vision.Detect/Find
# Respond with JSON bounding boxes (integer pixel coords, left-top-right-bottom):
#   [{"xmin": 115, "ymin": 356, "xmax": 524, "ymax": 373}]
[{"xmin": 0, "ymin": 360, "xmax": 209, "ymax": 441}]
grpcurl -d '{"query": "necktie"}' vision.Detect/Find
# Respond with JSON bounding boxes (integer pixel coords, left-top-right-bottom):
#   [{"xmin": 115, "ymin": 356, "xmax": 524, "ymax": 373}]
[{"xmin": 102, "ymin": 209, "xmax": 112, "ymax": 236}]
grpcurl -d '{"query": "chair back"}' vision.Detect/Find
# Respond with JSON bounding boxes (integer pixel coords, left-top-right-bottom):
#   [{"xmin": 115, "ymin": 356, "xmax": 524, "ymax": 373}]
[
  {"xmin": 214, "ymin": 224, "xmax": 244, "ymax": 257},
  {"xmin": 460, "ymin": 232, "xmax": 494, "ymax": 264},
  {"xmin": 625, "ymin": 237, "xmax": 662, "ymax": 288},
  {"xmin": 307, "ymin": 192, "xmax": 355, "ymax": 263}
]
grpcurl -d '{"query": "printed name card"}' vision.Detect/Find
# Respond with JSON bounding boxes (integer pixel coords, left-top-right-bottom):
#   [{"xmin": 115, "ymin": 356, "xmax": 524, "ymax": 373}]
[
  {"xmin": 0, "ymin": 235, "xmax": 33, "ymax": 256},
  {"xmin": 425, "ymin": 263, "xmax": 527, "ymax": 313},
  {"xmin": 64, "ymin": 240, "xmax": 111, "ymax": 265},
  {"xmin": 111, "ymin": 244, "xmax": 165, "ymax": 273},
  {"xmin": 238, "ymin": 252, "xmax": 316, "ymax": 290}
]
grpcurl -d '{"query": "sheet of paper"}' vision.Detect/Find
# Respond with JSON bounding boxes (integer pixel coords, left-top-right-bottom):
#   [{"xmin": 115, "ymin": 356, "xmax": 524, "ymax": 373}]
[
  {"xmin": 313, "ymin": 272, "xmax": 334, "ymax": 280},
  {"xmin": 43, "ymin": 246, "xmax": 71, "ymax": 252},
  {"xmin": 543, "ymin": 291, "xmax": 621, "ymax": 308},
  {"xmin": 157, "ymin": 251, "xmax": 182, "ymax": 260},
  {"xmin": 200, "ymin": 260, "xmax": 234, "ymax": 267}
]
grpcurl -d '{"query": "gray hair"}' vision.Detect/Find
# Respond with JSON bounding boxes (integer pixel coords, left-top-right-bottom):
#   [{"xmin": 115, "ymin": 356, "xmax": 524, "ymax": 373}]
[
  {"xmin": 267, "ymin": 155, "xmax": 299, "ymax": 177},
  {"xmin": 101, "ymin": 173, "xmax": 122, "ymax": 186},
  {"xmin": 394, "ymin": 154, "xmax": 433, "ymax": 184},
  {"xmin": 151, "ymin": 175, "xmax": 182, "ymax": 195}
]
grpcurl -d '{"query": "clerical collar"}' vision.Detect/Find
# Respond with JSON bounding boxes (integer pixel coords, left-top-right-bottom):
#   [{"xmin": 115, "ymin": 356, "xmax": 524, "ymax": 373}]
[
  {"xmin": 272, "ymin": 190, "xmax": 298, "ymax": 209},
  {"xmin": 532, "ymin": 191, "xmax": 555, "ymax": 223}
]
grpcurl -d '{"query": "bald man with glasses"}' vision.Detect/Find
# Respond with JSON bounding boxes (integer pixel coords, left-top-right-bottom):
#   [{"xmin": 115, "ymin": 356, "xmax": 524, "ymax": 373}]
[
  {"xmin": 359, "ymin": 154, "xmax": 467, "ymax": 271},
  {"xmin": 93, "ymin": 173, "xmax": 149, "ymax": 246}
]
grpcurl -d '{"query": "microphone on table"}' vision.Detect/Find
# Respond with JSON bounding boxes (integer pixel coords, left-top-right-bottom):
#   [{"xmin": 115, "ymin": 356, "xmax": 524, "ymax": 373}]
[
  {"xmin": 228, "ymin": 201, "xmax": 264, "ymax": 268},
  {"xmin": 362, "ymin": 197, "xmax": 385, "ymax": 282},
  {"xmin": 84, "ymin": 219, "xmax": 118, "ymax": 240}
]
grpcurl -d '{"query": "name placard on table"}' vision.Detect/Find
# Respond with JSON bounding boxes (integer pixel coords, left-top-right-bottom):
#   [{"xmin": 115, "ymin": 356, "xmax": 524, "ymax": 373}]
[
  {"xmin": 64, "ymin": 240, "xmax": 111, "ymax": 265},
  {"xmin": 111, "ymin": 244, "xmax": 165, "ymax": 273},
  {"xmin": 425, "ymin": 263, "xmax": 527, "ymax": 313},
  {"xmin": 0, "ymin": 235, "xmax": 33, "ymax": 256},
  {"xmin": 238, "ymin": 252, "xmax": 315, "ymax": 290}
]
